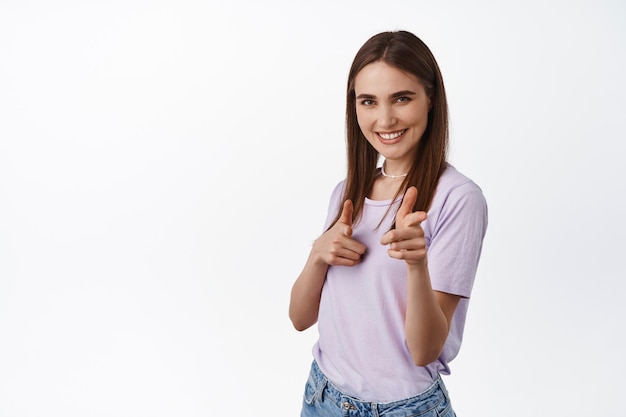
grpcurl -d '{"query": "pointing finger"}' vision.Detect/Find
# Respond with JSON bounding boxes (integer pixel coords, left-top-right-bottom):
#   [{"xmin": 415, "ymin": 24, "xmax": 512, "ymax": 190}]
[{"xmin": 404, "ymin": 211, "xmax": 428, "ymax": 227}]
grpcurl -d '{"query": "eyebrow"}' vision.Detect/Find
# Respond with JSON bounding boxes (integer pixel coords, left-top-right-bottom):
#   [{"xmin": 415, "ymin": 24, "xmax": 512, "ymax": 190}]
[{"xmin": 356, "ymin": 90, "xmax": 417, "ymax": 99}]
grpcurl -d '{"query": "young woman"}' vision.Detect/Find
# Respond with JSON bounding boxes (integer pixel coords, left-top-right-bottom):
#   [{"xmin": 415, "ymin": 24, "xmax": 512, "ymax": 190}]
[{"xmin": 289, "ymin": 30, "xmax": 488, "ymax": 417}]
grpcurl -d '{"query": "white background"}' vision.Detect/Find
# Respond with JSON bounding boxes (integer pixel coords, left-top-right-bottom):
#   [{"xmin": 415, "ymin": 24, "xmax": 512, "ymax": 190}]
[{"xmin": 1, "ymin": 0, "xmax": 625, "ymax": 416}]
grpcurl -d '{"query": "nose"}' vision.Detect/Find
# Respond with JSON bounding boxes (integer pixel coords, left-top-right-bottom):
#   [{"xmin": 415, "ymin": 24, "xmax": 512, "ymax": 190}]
[{"xmin": 377, "ymin": 104, "xmax": 397, "ymax": 129}]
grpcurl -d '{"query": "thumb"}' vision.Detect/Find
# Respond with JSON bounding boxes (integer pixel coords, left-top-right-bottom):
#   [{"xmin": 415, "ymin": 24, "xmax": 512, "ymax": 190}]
[
  {"xmin": 339, "ymin": 200, "xmax": 354, "ymax": 237},
  {"xmin": 396, "ymin": 187, "xmax": 418, "ymax": 221},
  {"xmin": 339, "ymin": 199, "xmax": 354, "ymax": 226}
]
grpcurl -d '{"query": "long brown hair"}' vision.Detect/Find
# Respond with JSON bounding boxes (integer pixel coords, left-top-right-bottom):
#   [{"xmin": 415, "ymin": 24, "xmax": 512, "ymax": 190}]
[{"xmin": 329, "ymin": 30, "xmax": 449, "ymax": 229}]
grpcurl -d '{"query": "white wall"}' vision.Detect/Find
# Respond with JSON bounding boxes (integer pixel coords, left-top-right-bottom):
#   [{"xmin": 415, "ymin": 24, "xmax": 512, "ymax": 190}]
[{"xmin": 1, "ymin": 0, "xmax": 624, "ymax": 415}]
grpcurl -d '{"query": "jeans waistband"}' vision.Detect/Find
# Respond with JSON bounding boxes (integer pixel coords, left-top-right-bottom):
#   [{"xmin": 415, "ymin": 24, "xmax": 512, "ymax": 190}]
[{"xmin": 309, "ymin": 360, "xmax": 450, "ymax": 414}]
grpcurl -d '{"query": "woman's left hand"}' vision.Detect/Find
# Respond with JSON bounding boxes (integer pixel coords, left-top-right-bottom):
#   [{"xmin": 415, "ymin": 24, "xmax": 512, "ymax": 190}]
[{"xmin": 380, "ymin": 186, "xmax": 428, "ymax": 265}]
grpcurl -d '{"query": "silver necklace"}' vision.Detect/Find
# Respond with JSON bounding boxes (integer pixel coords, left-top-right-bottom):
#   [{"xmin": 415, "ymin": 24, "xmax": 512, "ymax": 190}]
[{"xmin": 380, "ymin": 163, "xmax": 408, "ymax": 179}]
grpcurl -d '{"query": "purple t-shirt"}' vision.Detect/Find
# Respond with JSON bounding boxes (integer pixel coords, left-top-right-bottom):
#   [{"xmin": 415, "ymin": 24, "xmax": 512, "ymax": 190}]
[{"xmin": 312, "ymin": 164, "xmax": 488, "ymax": 403}]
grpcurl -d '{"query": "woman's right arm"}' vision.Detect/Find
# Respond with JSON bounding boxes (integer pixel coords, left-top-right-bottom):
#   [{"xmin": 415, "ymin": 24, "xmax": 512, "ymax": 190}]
[{"xmin": 289, "ymin": 200, "xmax": 366, "ymax": 331}]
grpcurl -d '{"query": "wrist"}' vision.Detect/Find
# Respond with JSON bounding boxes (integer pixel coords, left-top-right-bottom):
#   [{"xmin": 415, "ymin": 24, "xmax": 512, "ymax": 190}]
[{"xmin": 406, "ymin": 259, "xmax": 428, "ymax": 275}]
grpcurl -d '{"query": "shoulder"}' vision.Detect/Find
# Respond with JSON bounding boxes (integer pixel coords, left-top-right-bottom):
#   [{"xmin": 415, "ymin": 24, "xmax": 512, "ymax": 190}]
[
  {"xmin": 326, "ymin": 179, "xmax": 347, "ymax": 209},
  {"xmin": 322, "ymin": 179, "xmax": 347, "ymax": 229},
  {"xmin": 437, "ymin": 164, "xmax": 482, "ymax": 193},
  {"xmin": 429, "ymin": 164, "xmax": 488, "ymax": 225},
  {"xmin": 330, "ymin": 179, "xmax": 347, "ymax": 199},
  {"xmin": 434, "ymin": 164, "xmax": 486, "ymax": 205}
]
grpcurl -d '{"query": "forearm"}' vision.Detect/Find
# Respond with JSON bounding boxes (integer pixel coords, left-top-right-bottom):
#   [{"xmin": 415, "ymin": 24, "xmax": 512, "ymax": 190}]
[
  {"xmin": 404, "ymin": 262, "xmax": 451, "ymax": 366},
  {"xmin": 289, "ymin": 253, "xmax": 329, "ymax": 331}
]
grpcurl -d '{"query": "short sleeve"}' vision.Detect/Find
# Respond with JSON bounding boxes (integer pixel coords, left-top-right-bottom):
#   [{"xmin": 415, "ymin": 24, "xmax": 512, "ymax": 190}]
[{"xmin": 427, "ymin": 182, "xmax": 488, "ymax": 298}]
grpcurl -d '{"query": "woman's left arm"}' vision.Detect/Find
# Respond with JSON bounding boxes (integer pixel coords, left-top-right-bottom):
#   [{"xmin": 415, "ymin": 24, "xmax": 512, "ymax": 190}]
[
  {"xmin": 404, "ymin": 263, "xmax": 460, "ymax": 366},
  {"xmin": 381, "ymin": 186, "xmax": 462, "ymax": 366}
]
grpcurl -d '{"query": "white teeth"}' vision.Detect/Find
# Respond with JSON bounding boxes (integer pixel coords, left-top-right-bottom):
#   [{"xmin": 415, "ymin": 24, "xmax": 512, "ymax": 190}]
[{"xmin": 379, "ymin": 130, "xmax": 405, "ymax": 140}]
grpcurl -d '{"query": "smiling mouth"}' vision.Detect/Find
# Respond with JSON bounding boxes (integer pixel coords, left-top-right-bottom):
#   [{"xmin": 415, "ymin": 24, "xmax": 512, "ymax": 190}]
[{"xmin": 377, "ymin": 129, "xmax": 406, "ymax": 140}]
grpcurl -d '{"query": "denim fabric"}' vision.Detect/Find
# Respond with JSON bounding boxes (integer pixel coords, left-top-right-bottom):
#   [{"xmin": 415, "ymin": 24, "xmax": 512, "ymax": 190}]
[{"xmin": 300, "ymin": 361, "xmax": 456, "ymax": 417}]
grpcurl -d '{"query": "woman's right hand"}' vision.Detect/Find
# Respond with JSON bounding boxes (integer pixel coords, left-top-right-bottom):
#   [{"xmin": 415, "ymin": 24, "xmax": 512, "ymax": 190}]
[{"xmin": 311, "ymin": 199, "xmax": 367, "ymax": 267}]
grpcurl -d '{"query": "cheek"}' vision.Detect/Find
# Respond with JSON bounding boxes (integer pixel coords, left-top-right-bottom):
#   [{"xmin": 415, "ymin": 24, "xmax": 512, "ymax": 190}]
[
  {"xmin": 356, "ymin": 110, "xmax": 374, "ymax": 131},
  {"xmin": 407, "ymin": 107, "xmax": 429, "ymax": 127}
]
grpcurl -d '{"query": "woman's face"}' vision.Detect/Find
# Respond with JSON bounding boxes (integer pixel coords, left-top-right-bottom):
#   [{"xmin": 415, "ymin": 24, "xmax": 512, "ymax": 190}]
[{"xmin": 354, "ymin": 60, "xmax": 431, "ymax": 173}]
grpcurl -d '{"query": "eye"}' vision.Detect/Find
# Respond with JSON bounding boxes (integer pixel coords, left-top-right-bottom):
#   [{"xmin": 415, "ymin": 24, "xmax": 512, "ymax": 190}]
[
  {"xmin": 360, "ymin": 99, "xmax": 375, "ymax": 106},
  {"xmin": 395, "ymin": 96, "xmax": 411, "ymax": 103}
]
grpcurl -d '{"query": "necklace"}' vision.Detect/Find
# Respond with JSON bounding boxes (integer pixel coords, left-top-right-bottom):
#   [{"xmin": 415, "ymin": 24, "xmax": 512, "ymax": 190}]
[{"xmin": 380, "ymin": 163, "xmax": 408, "ymax": 179}]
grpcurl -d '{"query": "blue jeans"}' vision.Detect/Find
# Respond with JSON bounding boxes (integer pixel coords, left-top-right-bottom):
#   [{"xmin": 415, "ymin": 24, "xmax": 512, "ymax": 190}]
[{"xmin": 300, "ymin": 361, "xmax": 456, "ymax": 417}]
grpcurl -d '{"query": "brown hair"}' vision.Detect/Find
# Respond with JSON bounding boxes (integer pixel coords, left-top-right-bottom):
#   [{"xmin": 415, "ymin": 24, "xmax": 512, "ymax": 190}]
[{"xmin": 329, "ymin": 30, "xmax": 449, "ymax": 229}]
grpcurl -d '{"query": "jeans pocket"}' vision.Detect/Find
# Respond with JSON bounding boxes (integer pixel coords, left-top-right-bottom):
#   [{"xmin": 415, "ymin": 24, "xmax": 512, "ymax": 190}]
[
  {"xmin": 303, "ymin": 373, "xmax": 320, "ymax": 405},
  {"xmin": 435, "ymin": 390, "xmax": 454, "ymax": 417},
  {"xmin": 386, "ymin": 385, "xmax": 449, "ymax": 417}
]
